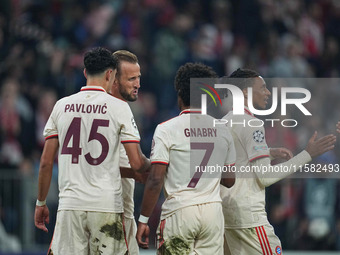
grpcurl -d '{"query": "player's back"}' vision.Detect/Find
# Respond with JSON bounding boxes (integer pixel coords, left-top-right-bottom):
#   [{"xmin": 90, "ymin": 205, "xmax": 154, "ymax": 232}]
[
  {"xmin": 44, "ymin": 86, "xmax": 140, "ymax": 213},
  {"xmin": 220, "ymin": 109, "xmax": 269, "ymax": 228},
  {"xmin": 151, "ymin": 110, "xmax": 235, "ymax": 220}
]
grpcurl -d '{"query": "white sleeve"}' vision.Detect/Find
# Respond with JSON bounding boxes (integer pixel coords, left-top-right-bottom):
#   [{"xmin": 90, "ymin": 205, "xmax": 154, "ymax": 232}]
[
  {"xmin": 43, "ymin": 102, "xmax": 59, "ymax": 139},
  {"xmin": 150, "ymin": 125, "xmax": 170, "ymax": 165},
  {"xmin": 240, "ymin": 125, "xmax": 270, "ymax": 162},
  {"xmin": 119, "ymin": 143, "xmax": 130, "ymax": 168},
  {"xmin": 253, "ymin": 150, "xmax": 312, "ymax": 187},
  {"xmin": 119, "ymin": 103, "xmax": 140, "ymax": 143},
  {"xmin": 224, "ymin": 132, "xmax": 236, "ymax": 166}
]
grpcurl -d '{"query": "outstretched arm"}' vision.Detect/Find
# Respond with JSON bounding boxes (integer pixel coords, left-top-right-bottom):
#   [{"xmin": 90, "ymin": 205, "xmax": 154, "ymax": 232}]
[
  {"xmin": 255, "ymin": 131, "xmax": 336, "ymax": 187},
  {"xmin": 270, "ymin": 147, "xmax": 293, "ymax": 161}
]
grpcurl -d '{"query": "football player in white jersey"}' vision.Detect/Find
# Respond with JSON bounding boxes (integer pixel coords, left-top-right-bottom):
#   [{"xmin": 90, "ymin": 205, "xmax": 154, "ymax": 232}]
[
  {"xmin": 34, "ymin": 47, "xmax": 150, "ymax": 255},
  {"xmin": 220, "ymin": 68, "xmax": 336, "ymax": 255},
  {"xmin": 136, "ymin": 63, "xmax": 237, "ymax": 254},
  {"xmin": 111, "ymin": 49, "xmax": 148, "ymax": 255}
]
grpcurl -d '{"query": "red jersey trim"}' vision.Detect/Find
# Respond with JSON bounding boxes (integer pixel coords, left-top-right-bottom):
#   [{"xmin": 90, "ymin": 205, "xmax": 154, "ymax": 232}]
[
  {"xmin": 45, "ymin": 134, "xmax": 58, "ymax": 140},
  {"xmin": 249, "ymin": 155, "xmax": 270, "ymax": 162},
  {"xmin": 159, "ymin": 116, "xmax": 178, "ymax": 125},
  {"xmin": 180, "ymin": 109, "xmax": 201, "ymax": 115},
  {"xmin": 225, "ymin": 163, "xmax": 236, "ymax": 167},
  {"xmin": 108, "ymin": 92, "xmax": 127, "ymax": 102},
  {"xmin": 244, "ymin": 108, "xmax": 254, "ymax": 117},
  {"xmin": 151, "ymin": 161, "xmax": 169, "ymax": 166},
  {"xmin": 80, "ymin": 87, "xmax": 106, "ymax": 92},
  {"xmin": 159, "ymin": 109, "xmax": 201, "ymax": 125},
  {"xmin": 121, "ymin": 140, "xmax": 140, "ymax": 144}
]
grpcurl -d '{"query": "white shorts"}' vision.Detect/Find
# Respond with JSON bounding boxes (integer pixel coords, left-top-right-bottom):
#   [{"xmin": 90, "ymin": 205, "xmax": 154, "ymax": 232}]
[
  {"xmin": 156, "ymin": 202, "xmax": 224, "ymax": 255},
  {"xmin": 124, "ymin": 217, "xmax": 139, "ymax": 255},
  {"xmin": 224, "ymin": 224, "xmax": 282, "ymax": 255},
  {"xmin": 48, "ymin": 210, "xmax": 128, "ymax": 255}
]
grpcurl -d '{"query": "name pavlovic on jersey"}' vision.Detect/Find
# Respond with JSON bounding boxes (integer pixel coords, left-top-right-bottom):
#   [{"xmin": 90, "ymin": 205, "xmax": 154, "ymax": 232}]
[
  {"xmin": 151, "ymin": 109, "xmax": 236, "ymax": 220},
  {"xmin": 43, "ymin": 86, "xmax": 140, "ymax": 213}
]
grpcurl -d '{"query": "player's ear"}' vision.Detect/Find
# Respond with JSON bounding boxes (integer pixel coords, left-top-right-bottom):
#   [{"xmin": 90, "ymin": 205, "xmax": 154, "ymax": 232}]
[
  {"xmin": 83, "ymin": 68, "xmax": 87, "ymax": 79},
  {"xmin": 113, "ymin": 73, "xmax": 119, "ymax": 85},
  {"xmin": 105, "ymin": 69, "xmax": 114, "ymax": 81}
]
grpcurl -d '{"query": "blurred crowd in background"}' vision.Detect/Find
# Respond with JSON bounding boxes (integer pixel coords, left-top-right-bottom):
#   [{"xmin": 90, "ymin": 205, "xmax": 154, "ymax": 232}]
[{"xmin": 0, "ymin": 0, "xmax": 340, "ymax": 252}]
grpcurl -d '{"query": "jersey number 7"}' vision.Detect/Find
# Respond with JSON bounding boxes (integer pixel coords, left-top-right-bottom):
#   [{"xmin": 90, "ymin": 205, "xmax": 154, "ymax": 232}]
[{"xmin": 187, "ymin": 142, "xmax": 214, "ymax": 188}]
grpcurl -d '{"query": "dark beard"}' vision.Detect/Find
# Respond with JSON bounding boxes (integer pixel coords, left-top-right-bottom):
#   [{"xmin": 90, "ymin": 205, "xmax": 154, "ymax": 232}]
[{"xmin": 119, "ymin": 87, "xmax": 137, "ymax": 102}]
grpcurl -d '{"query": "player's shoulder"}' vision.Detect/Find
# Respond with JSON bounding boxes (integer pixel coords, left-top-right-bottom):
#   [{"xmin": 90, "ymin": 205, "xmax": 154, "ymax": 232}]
[
  {"xmin": 104, "ymin": 94, "xmax": 132, "ymax": 113},
  {"xmin": 223, "ymin": 111, "xmax": 255, "ymax": 121},
  {"xmin": 54, "ymin": 94, "xmax": 74, "ymax": 107},
  {"xmin": 158, "ymin": 115, "xmax": 181, "ymax": 127}
]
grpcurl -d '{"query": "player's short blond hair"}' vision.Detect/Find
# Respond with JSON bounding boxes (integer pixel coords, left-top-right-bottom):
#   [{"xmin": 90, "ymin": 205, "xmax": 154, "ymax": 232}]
[{"xmin": 112, "ymin": 50, "xmax": 138, "ymax": 77}]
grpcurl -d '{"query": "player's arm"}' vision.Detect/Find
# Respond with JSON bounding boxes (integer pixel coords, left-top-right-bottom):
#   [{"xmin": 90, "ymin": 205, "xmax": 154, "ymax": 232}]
[
  {"xmin": 136, "ymin": 163, "xmax": 167, "ymax": 249},
  {"xmin": 336, "ymin": 121, "xmax": 340, "ymax": 133},
  {"xmin": 120, "ymin": 167, "xmax": 135, "ymax": 178},
  {"xmin": 221, "ymin": 133, "xmax": 236, "ymax": 188},
  {"xmin": 120, "ymin": 167, "xmax": 149, "ymax": 183},
  {"xmin": 119, "ymin": 143, "xmax": 149, "ymax": 182},
  {"xmin": 35, "ymin": 137, "xmax": 59, "ymax": 233},
  {"xmin": 255, "ymin": 131, "xmax": 336, "ymax": 187},
  {"xmin": 123, "ymin": 142, "xmax": 150, "ymax": 173},
  {"xmin": 269, "ymin": 147, "xmax": 293, "ymax": 161},
  {"xmin": 220, "ymin": 165, "xmax": 235, "ymax": 188}
]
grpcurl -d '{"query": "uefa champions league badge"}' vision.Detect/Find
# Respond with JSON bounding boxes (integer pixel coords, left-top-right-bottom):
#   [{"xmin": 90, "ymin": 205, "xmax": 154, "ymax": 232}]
[
  {"xmin": 131, "ymin": 117, "xmax": 138, "ymax": 129},
  {"xmin": 275, "ymin": 246, "xmax": 282, "ymax": 255},
  {"xmin": 253, "ymin": 130, "xmax": 265, "ymax": 143}
]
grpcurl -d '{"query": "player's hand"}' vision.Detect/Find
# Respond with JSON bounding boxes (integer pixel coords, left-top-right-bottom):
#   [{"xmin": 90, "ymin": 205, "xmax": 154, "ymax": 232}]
[
  {"xmin": 134, "ymin": 171, "xmax": 149, "ymax": 184},
  {"xmin": 34, "ymin": 205, "xmax": 49, "ymax": 233},
  {"xmin": 305, "ymin": 131, "xmax": 336, "ymax": 158},
  {"xmin": 270, "ymin": 147, "xmax": 293, "ymax": 161},
  {"xmin": 336, "ymin": 121, "xmax": 340, "ymax": 134},
  {"xmin": 136, "ymin": 222, "xmax": 150, "ymax": 249}
]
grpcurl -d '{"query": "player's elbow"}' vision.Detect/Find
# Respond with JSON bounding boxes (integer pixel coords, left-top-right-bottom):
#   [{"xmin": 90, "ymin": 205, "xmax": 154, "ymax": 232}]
[
  {"xmin": 146, "ymin": 174, "xmax": 163, "ymax": 191},
  {"xmin": 130, "ymin": 156, "xmax": 150, "ymax": 173},
  {"xmin": 221, "ymin": 178, "xmax": 235, "ymax": 188},
  {"xmin": 221, "ymin": 169, "xmax": 235, "ymax": 188},
  {"xmin": 257, "ymin": 177, "xmax": 272, "ymax": 188},
  {"xmin": 39, "ymin": 159, "xmax": 54, "ymax": 173}
]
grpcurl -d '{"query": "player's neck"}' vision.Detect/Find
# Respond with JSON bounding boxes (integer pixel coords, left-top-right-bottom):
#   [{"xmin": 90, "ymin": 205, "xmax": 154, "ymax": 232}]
[
  {"xmin": 86, "ymin": 78, "xmax": 108, "ymax": 91},
  {"xmin": 180, "ymin": 105, "xmax": 190, "ymax": 111}
]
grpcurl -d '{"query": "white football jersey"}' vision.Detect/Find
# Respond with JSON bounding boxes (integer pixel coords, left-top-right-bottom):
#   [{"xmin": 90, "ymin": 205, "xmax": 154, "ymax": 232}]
[
  {"xmin": 150, "ymin": 109, "xmax": 236, "ymax": 220},
  {"xmin": 119, "ymin": 143, "xmax": 135, "ymax": 219},
  {"xmin": 43, "ymin": 86, "xmax": 140, "ymax": 213},
  {"xmin": 220, "ymin": 107, "xmax": 271, "ymax": 228}
]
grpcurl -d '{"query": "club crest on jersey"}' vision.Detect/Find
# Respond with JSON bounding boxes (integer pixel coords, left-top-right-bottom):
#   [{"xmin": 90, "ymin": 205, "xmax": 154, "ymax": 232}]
[
  {"xmin": 253, "ymin": 130, "xmax": 264, "ymax": 143},
  {"xmin": 131, "ymin": 117, "xmax": 137, "ymax": 129},
  {"xmin": 275, "ymin": 246, "xmax": 282, "ymax": 255},
  {"xmin": 150, "ymin": 139, "xmax": 155, "ymax": 157}
]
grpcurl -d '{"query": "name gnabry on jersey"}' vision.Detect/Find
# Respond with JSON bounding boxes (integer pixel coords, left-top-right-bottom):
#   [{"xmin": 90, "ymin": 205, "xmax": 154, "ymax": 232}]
[{"xmin": 184, "ymin": 128, "xmax": 217, "ymax": 137}]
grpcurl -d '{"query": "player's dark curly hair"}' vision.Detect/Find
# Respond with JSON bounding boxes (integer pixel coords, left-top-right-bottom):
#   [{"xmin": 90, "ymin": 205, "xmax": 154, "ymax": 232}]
[
  {"xmin": 84, "ymin": 47, "xmax": 118, "ymax": 75},
  {"xmin": 221, "ymin": 68, "xmax": 260, "ymax": 90},
  {"xmin": 175, "ymin": 62, "xmax": 218, "ymax": 107}
]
